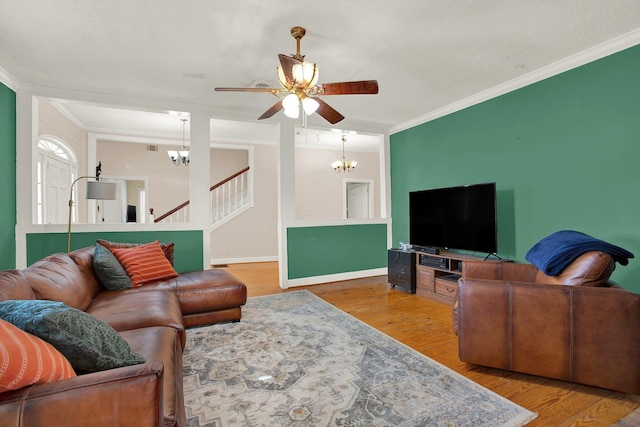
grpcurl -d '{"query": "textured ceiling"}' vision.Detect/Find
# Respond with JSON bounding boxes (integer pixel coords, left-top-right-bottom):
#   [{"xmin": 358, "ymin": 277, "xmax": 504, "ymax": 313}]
[{"xmin": 1, "ymin": 0, "xmax": 639, "ymax": 143}]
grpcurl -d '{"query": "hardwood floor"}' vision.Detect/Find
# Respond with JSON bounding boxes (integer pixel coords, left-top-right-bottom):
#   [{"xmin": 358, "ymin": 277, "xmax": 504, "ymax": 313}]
[{"xmin": 222, "ymin": 261, "xmax": 640, "ymax": 426}]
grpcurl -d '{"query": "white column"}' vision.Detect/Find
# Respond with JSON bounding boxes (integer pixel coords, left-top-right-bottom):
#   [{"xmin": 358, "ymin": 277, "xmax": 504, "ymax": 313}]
[
  {"xmin": 189, "ymin": 113, "xmax": 211, "ymax": 268},
  {"xmin": 14, "ymin": 94, "xmax": 38, "ymax": 268},
  {"xmin": 278, "ymin": 121, "xmax": 296, "ymax": 288},
  {"xmin": 380, "ymin": 133, "xmax": 392, "ymax": 247},
  {"xmin": 16, "ymin": 94, "xmax": 37, "ymax": 225},
  {"xmin": 87, "ymin": 133, "xmax": 98, "ymax": 224}
]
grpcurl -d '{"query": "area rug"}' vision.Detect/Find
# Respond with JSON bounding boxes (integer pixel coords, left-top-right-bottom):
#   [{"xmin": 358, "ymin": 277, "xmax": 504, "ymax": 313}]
[
  {"xmin": 183, "ymin": 290, "xmax": 537, "ymax": 426},
  {"xmin": 613, "ymin": 408, "xmax": 640, "ymax": 426}
]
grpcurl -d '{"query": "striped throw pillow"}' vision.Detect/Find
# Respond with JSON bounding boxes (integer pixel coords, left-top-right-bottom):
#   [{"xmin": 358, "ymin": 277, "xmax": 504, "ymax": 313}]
[
  {"xmin": 0, "ymin": 318, "xmax": 76, "ymax": 392},
  {"xmin": 111, "ymin": 240, "xmax": 179, "ymax": 287}
]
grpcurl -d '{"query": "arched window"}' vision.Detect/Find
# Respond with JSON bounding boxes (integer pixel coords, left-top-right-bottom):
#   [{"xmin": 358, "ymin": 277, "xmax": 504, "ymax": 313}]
[{"xmin": 36, "ymin": 136, "xmax": 77, "ymax": 224}]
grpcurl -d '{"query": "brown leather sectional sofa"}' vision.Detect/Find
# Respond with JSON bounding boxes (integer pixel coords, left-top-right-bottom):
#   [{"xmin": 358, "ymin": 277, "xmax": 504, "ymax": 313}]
[
  {"xmin": 454, "ymin": 251, "xmax": 640, "ymax": 394},
  {"xmin": 0, "ymin": 244, "xmax": 247, "ymax": 426}
]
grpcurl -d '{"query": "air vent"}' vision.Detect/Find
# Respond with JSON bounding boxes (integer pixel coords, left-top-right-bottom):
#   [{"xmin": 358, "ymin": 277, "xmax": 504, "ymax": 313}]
[{"xmin": 146, "ymin": 144, "xmax": 159, "ymax": 152}]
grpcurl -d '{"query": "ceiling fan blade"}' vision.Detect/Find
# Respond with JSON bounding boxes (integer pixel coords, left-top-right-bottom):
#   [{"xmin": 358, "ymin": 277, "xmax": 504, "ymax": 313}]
[
  {"xmin": 315, "ymin": 98, "xmax": 345, "ymax": 124},
  {"xmin": 317, "ymin": 80, "xmax": 379, "ymax": 95},
  {"xmin": 258, "ymin": 101, "xmax": 284, "ymax": 120},
  {"xmin": 278, "ymin": 54, "xmax": 302, "ymax": 85},
  {"xmin": 215, "ymin": 87, "xmax": 274, "ymax": 92}
]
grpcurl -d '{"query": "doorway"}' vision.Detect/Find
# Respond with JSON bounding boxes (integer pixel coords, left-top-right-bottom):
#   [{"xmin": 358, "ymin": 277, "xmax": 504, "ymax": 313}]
[
  {"xmin": 98, "ymin": 176, "xmax": 149, "ymax": 223},
  {"xmin": 344, "ymin": 179, "xmax": 374, "ymax": 219}
]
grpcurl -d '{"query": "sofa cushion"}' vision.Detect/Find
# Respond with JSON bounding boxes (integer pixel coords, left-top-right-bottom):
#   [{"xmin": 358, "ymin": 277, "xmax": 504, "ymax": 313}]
[
  {"xmin": 175, "ymin": 269, "xmax": 247, "ymax": 315},
  {"xmin": 92, "ymin": 243, "xmax": 133, "ymax": 290},
  {"xmin": 534, "ymin": 251, "xmax": 615, "ymax": 287},
  {"xmin": 23, "ymin": 253, "xmax": 96, "ymax": 311},
  {"xmin": 86, "ymin": 289, "xmax": 186, "ymax": 349},
  {"xmin": 0, "ymin": 318, "xmax": 76, "ymax": 392},
  {"xmin": 110, "ymin": 241, "xmax": 179, "ymax": 287},
  {"xmin": 0, "ymin": 300, "xmax": 145, "ymax": 373},
  {"xmin": 97, "ymin": 239, "xmax": 175, "ymax": 265},
  {"xmin": 67, "ymin": 246, "xmax": 103, "ymax": 296},
  {"xmin": 0, "ymin": 270, "xmax": 36, "ymax": 301}
]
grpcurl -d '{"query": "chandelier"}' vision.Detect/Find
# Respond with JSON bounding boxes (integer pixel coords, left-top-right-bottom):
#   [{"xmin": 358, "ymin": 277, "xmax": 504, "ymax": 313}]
[
  {"xmin": 331, "ymin": 136, "xmax": 357, "ymax": 172},
  {"xmin": 167, "ymin": 118, "xmax": 190, "ymax": 166}
]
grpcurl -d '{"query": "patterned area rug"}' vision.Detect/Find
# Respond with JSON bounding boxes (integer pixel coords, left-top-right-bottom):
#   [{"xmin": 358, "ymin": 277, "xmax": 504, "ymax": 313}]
[
  {"xmin": 614, "ymin": 408, "xmax": 640, "ymax": 426},
  {"xmin": 183, "ymin": 290, "xmax": 537, "ymax": 426}
]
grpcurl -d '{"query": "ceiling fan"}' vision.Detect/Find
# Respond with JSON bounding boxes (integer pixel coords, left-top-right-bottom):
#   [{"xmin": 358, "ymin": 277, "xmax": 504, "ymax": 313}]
[{"xmin": 215, "ymin": 26, "xmax": 379, "ymax": 124}]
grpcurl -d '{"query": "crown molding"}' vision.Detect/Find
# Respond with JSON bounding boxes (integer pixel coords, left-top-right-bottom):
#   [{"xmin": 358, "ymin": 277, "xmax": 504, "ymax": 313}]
[
  {"xmin": 0, "ymin": 65, "xmax": 20, "ymax": 91},
  {"xmin": 50, "ymin": 101, "xmax": 86, "ymax": 129},
  {"xmin": 390, "ymin": 28, "xmax": 640, "ymax": 135}
]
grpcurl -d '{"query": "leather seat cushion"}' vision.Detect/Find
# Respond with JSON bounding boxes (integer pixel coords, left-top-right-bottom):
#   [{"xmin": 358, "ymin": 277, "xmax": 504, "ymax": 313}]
[
  {"xmin": 86, "ymin": 290, "xmax": 185, "ymax": 349},
  {"xmin": 175, "ymin": 270, "xmax": 247, "ymax": 315}
]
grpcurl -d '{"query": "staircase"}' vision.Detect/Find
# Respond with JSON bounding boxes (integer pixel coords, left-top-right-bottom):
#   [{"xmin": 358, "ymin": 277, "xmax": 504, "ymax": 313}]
[{"xmin": 154, "ymin": 166, "xmax": 251, "ymax": 229}]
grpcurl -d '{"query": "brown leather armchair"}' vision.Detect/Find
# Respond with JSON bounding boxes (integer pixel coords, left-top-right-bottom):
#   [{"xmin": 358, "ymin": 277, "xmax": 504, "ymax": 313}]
[{"xmin": 454, "ymin": 251, "xmax": 640, "ymax": 394}]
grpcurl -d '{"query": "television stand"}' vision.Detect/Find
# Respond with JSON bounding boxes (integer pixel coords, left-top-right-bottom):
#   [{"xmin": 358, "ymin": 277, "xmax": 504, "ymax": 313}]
[
  {"xmin": 412, "ymin": 245, "xmax": 440, "ymax": 255},
  {"xmin": 415, "ymin": 251, "xmax": 510, "ymax": 305}
]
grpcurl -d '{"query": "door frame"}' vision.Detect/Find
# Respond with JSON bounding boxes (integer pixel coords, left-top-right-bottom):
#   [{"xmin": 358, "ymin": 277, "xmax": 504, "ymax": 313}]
[
  {"xmin": 97, "ymin": 175, "xmax": 149, "ymax": 224},
  {"xmin": 342, "ymin": 178, "xmax": 374, "ymax": 219}
]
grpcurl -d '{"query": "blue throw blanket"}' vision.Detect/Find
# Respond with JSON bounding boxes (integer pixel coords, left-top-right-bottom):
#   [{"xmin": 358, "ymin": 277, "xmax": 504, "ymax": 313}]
[{"xmin": 525, "ymin": 230, "xmax": 634, "ymax": 276}]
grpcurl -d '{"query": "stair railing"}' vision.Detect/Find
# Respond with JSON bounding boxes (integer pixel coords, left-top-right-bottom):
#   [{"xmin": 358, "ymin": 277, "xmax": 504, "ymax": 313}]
[{"xmin": 154, "ymin": 166, "xmax": 250, "ymax": 224}]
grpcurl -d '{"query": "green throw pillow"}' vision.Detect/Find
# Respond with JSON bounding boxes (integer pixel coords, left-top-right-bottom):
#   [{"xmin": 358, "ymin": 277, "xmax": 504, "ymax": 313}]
[
  {"xmin": 0, "ymin": 300, "xmax": 145, "ymax": 373},
  {"xmin": 93, "ymin": 243, "xmax": 132, "ymax": 290}
]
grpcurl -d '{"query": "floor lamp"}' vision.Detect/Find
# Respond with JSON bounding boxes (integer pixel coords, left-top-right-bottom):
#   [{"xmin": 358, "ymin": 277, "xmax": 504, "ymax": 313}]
[{"xmin": 67, "ymin": 162, "xmax": 117, "ymax": 253}]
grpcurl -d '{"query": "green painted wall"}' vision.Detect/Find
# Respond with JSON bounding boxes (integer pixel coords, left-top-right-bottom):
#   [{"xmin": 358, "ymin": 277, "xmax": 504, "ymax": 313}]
[
  {"xmin": 27, "ymin": 230, "xmax": 204, "ymax": 273},
  {"xmin": 287, "ymin": 223, "xmax": 387, "ymax": 279},
  {"xmin": 0, "ymin": 83, "xmax": 16, "ymax": 270},
  {"xmin": 391, "ymin": 45, "xmax": 640, "ymax": 292}
]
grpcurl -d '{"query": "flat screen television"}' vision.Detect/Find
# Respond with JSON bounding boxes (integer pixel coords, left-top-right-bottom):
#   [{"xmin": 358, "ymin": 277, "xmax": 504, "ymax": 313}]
[{"xmin": 409, "ymin": 182, "xmax": 497, "ymax": 254}]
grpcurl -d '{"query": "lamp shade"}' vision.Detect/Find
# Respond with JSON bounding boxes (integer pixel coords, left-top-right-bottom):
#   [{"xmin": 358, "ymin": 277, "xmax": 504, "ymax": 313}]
[
  {"xmin": 282, "ymin": 93, "xmax": 299, "ymax": 110},
  {"xmin": 86, "ymin": 181, "xmax": 117, "ymax": 200},
  {"xmin": 302, "ymin": 97, "xmax": 319, "ymax": 115}
]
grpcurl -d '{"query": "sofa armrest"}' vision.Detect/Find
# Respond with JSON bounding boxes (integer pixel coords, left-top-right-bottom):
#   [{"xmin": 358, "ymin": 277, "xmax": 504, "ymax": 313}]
[
  {"xmin": 457, "ymin": 279, "xmax": 640, "ymax": 394},
  {"xmin": 0, "ymin": 361, "xmax": 164, "ymax": 427}
]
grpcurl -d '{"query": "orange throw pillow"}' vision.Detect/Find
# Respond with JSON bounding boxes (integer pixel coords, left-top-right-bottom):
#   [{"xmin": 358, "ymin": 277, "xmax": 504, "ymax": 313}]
[
  {"xmin": 0, "ymin": 319, "xmax": 76, "ymax": 392},
  {"xmin": 111, "ymin": 240, "xmax": 179, "ymax": 287}
]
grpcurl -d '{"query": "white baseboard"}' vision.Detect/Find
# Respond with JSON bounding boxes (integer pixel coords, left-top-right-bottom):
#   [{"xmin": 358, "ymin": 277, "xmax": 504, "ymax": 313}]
[
  {"xmin": 285, "ymin": 268, "xmax": 388, "ymax": 288},
  {"xmin": 208, "ymin": 258, "xmax": 388, "ymax": 288},
  {"xmin": 210, "ymin": 255, "xmax": 279, "ymax": 266}
]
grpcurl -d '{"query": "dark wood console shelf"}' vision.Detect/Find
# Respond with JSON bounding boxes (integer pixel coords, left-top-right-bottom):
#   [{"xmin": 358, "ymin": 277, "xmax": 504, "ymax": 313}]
[
  {"xmin": 387, "ymin": 249, "xmax": 416, "ymax": 293},
  {"xmin": 415, "ymin": 251, "xmax": 510, "ymax": 305}
]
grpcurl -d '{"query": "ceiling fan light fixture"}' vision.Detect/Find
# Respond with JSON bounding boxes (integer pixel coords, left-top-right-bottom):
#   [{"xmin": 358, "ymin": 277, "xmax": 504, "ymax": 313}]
[
  {"xmin": 302, "ymin": 97, "xmax": 319, "ymax": 115},
  {"xmin": 282, "ymin": 93, "xmax": 299, "ymax": 110},
  {"xmin": 284, "ymin": 107, "xmax": 300, "ymax": 119},
  {"xmin": 283, "ymin": 93, "xmax": 300, "ymax": 118},
  {"xmin": 305, "ymin": 63, "xmax": 319, "ymax": 87},
  {"xmin": 292, "ymin": 62, "xmax": 318, "ymax": 87},
  {"xmin": 291, "ymin": 63, "xmax": 303, "ymax": 82}
]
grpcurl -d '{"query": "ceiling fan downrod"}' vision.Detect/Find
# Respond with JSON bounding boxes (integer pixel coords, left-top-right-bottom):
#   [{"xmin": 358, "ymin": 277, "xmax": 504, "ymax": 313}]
[{"xmin": 290, "ymin": 26, "xmax": 306, "ymax": 61}]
